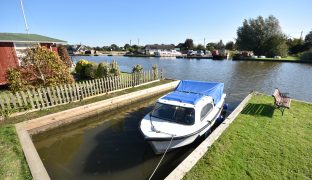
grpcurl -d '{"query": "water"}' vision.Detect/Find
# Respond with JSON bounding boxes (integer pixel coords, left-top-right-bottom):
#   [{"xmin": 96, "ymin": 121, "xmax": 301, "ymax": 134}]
[
  {"xmin": 72, "ymin": 56, "xmax": 312, "ymax": 108},
  {"xmin": 33, "ymin": 94, "xmax": 200, "ymax": 180},
  {"xmin": 33, "ymin": 56, "xmax": 312, "ymax": 179}
]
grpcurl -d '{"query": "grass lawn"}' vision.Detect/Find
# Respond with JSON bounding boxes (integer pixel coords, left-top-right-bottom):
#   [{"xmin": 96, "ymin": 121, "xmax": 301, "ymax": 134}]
[
  {"xmin": 256, "ymin": 55, "xmax": 300, "ymax": 61},
  {"xmin": 0, "ymin": 79, "xmax": 173, "ymax": 180},
  {"xmin": 184, "ymin": 94, "xmax": 312, "ymax": 179},
  {"xmin": 0, "ymin": 125, "xmax": 32, "ymax": 179}
]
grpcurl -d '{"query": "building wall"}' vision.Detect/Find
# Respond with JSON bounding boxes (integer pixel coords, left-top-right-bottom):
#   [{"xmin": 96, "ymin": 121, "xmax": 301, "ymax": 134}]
[{"xmin": 0, "ymin": 42, "xmax": 18, "ymax": 85}]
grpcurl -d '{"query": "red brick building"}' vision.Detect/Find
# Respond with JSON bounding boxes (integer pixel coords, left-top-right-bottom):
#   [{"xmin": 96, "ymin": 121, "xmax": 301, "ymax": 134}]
[{"xmin": 0, "ymin": 33, "xmax": 66, "ymax": 85}]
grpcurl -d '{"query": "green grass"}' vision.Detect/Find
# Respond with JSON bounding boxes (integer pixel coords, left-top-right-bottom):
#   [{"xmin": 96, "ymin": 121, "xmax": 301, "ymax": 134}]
[
  {"xmin": 0, "ymin": 125, "xmax": 32, "ymax": 180},
  {"xmin": 184, "ymin": 94, "xmax": 312, "ymax": 179},
  {"xmin": 0, "ymin": 79, "xmax": 173, "ymax": 179},
  {"xmin": 256, "ymin": 56, "xmax": 300, "ymax": 61}
]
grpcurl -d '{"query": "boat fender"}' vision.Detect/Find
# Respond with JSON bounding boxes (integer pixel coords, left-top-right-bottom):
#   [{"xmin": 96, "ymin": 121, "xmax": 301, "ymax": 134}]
[
  {"xmin": 217, "ymin": 115, "xmax": 224, "ymax": 122},
  {"xmin": 223, "ymin": 103, "xmax": 229, "ymax": 110}
]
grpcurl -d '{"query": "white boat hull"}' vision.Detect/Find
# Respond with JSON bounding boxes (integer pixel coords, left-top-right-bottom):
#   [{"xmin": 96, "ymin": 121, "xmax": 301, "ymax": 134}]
[{"xmin": 145, "ymin": 105, "xmax": 223, "ymax": 154}]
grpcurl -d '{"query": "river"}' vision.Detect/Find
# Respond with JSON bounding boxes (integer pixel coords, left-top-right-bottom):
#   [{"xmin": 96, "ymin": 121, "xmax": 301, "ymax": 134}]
[{"xmin": 33, "ymin": 56, "xmax": 312, "ymax": 180}]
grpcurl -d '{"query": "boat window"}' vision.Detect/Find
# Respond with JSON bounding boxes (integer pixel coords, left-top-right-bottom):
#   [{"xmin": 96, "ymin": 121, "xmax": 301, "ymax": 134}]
[
  {"xmin": 151, "ymin": 103, "xmax": 195, "ymax": 125},
  {"xmin": 200, "ymin": 103, "xmax": 213, "ymax": 120}
]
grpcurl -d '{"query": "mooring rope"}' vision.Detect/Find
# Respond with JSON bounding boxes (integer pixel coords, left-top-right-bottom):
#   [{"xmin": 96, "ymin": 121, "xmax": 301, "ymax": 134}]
[{"xmin": 148, "ymin": 135, "xmax": 174, "ymax": 180}]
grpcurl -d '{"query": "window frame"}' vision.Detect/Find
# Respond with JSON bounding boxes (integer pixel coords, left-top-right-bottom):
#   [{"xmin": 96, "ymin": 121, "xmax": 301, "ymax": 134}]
[
  {"xmin": 150, "ymin": 102, "xmax": 195, "ymax": 125},
  {"xmin": 200, "ymin": 102, "xmax": 214, "ymax": 121}
]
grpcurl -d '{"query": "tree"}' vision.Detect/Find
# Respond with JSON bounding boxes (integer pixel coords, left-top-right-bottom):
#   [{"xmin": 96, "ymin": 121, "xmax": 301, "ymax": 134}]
[
  {"xmin": 206, "ymin": 42, "xmax": 217, "ymax": 51},
  {"xmin": 216, "ymin": 40, "xmax": 225, "ymax": 50},
  {"xmin": 236, "ymin": 15, "xmax": 288, "ymax": 57},
  {"xmin": 194, "ymin": 44, "xmax": 205, "ymax": 50},
  {"xmin": 110, "ymin": 44, "xmax": 119, "ymax": 51},
  {"xmin": 176, "ymin": 43, "xmax": 186, "ymax": 51},
  {"xmin": 225, "ymin": 41, "xmax": 235, "ymax": 50},
  {"xmin": 57, "ymin": 45, "xmax": 72, "ymax": 67},
  {"xmin": 287, "ymin": 38, "xmax": 305, "ymax": 54},
  {"xmin": 124, "ymin": 44, "xmax": 131, "ymax": 50},
  {"xmin": 304, "ymin": 31, "xmax": 312, "ymax": 50},
  {"xmin": 301, "ymin": 48, "xmax": 312, "ymax": 61},
  {"xmin": 6, "ymin": 46, "xmax": 74, "ymax": 91},
  {"xmin": 184, "ymin": 39, "xmax": 194, "ymax": 50}
]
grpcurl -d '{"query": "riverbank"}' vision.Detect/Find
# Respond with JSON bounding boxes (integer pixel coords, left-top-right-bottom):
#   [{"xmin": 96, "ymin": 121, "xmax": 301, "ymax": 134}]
[
  {"xmin": 0, "ymin": 79, "xmax": 173, "ymax": 180},
  {"xmin": 184, "ymin": 94, "xmax": 312, "ymax": 179},
  {"xmin": 232, "ymin": 55, "xmax": 312, "ymax": 63}
]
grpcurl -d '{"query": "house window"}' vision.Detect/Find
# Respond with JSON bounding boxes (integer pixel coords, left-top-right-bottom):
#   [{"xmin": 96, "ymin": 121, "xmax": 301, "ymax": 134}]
[
  {"xmin": 200, "ymin": 103, "xmax": 213, "ymax": 120},
  {"xmin": 14, "ymin": 42, "xmax": 37, "ymax": 65}
]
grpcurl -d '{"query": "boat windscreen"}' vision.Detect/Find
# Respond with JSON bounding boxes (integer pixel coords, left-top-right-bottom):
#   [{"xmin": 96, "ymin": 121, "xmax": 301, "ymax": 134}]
[{"xmin": 151, "ymin": 103, "xmax": 195, "ymax": 125}]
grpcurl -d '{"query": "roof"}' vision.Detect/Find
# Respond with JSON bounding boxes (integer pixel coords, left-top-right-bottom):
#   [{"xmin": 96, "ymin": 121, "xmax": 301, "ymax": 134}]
[
  {"xmin": 145, "ymin": 44, "xmax": 175, "ymax": 50},
  {"xmin": 0, "ymin": 33, "xmax": 67, "ymax": 44},
  {"xmin": 161, "ymin": 80, "xmax": 224, "ymax": 105}
]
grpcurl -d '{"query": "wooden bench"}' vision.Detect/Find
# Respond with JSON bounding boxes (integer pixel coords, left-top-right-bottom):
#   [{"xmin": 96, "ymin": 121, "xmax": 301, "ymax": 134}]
[{"xmin": 272, "ymin": 88, "xmax": 291, "ymax": 115}]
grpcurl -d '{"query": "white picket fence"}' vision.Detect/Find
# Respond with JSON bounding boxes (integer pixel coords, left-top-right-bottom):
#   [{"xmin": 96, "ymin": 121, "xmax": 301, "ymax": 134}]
[{"xmin": 0, "ymin": 70, "xmax": 162, "ymax": 116}]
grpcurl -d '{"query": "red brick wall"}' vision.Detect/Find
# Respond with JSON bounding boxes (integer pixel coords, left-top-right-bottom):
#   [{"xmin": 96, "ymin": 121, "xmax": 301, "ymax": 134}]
[{"xmin": 0, "ymin": 42, "xmax": 18, "ymax": 85}]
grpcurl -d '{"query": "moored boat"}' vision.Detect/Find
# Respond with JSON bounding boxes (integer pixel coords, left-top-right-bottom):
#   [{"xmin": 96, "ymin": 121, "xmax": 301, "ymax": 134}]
[{"xmin": 140, "ymin": 80, "xmax": 226, "ymax": 154}]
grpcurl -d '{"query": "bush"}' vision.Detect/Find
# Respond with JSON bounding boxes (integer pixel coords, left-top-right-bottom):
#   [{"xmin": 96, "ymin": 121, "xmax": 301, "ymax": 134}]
[
  {"xmin": 6, "ymin": 68, "xmax": 29, "ymax": 92},
  {"xmin": 132, "ymin": 64, "xmax": 143, "ymax": 73},
  {"xmin": 57, "ymin": 45, "xmax": 72, "ymax": 67},
  {"xmin": 75, "ymin": 59, "xmax": 90, "ymax": 78},
  {"xmin": 301, "ymin": 48, "xmax": 312, "ymax": 61},
  {"xmin": 96, "ymin": 62, "xmax": 110, "ymax": 78},
  {"xmin": 109, "ymin": 60, "xmax": 120, "ymax": 76},
  {"xmin": 6, "ymin": 46, "xmax": 74, "ymax": 92},
  {"xmin": 84, "ymin": 62, "xmax": 98, "ymax": 79}
]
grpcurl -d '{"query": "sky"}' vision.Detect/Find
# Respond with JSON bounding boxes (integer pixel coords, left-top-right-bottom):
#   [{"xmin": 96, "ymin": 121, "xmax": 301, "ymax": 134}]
[{"xmin": 1, "ymin": 0, "xmax": 311, "ymax": 46}]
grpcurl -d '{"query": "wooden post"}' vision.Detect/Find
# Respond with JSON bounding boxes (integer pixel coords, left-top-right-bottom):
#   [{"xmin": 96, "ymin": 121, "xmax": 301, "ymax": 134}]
[
  {"xmin": 41, "ymin": 88, "xmax": 50, "ymax": 107},
  {"xmin": 27, "ymin": 90, "xmax": 35, "ymax": 109},
  {"xmin": 20, "ymin": 91, "xmax": 28, "ymax": 108},
  {"xmin": 67, "ymin": 84, "xmax": 73, "ymax": 102},
  {"xmin": 50, "ymin": 87, "xmax": 57, "ymax": 105},
  {"xmin": 46, "ymin": 87, "xmax": 53, "ymax": 106},
  {"xmin": 37, "ymin": 88, "xmax": 45, "ymax": 108},
  {"xmin": 0, "ymin": 97, "xmax": 4, "ymax": 110},
  {"xmin": 59, "ymin": 85, "xmax": 66, "ymax": 103},
  {"xmin": 4, "ymin": 93, "xmax": 11, "ymax": 110},
  {"xmin": 64, "ymin": 84, "xmax": 70, "ymax": 103},
  {"xmin": 56, "ymin": 86, "xmax": 63, "ymax": 104},
  {"xmin": 15, "ymin": 92, "xmax": 23, "ymax": 108}
]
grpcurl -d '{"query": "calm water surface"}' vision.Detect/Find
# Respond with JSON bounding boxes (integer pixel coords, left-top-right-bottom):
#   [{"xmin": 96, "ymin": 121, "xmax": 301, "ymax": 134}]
[{"xmin": 34, "ymin": 56, "xmax": 312, "ymax": 179}]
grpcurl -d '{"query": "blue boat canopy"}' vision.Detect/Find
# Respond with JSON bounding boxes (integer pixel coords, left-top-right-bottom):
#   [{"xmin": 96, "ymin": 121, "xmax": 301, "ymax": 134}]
[{"xmin": 161, "ymin": 80, "xmax": 224, "ymax": 105}]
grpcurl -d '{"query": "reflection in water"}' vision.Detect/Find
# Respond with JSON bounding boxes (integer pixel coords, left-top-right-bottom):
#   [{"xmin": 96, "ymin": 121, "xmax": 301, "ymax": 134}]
[{"xmin": 33, "ymin": 94, "xmax": 197, "ymax": 180}]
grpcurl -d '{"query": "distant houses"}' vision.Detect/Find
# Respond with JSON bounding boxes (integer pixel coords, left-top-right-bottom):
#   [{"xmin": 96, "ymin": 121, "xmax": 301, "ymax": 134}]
[
  {"xmin": 143, "ymin": 44, "xmax": 175, "ymax": 55},
  {"xmin": 0, "ymin": 33, "xmax": 67, "ymax": 85}
]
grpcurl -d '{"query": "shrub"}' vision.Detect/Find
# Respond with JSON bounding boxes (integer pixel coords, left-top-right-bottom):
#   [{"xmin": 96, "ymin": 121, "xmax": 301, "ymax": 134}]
[
  {"xmin": 132, "ymin": 64, "xmax": 143, "ymax": 73},
  {"xmin": 6, "ymin": 46, "xmax": 74, "ymax": 92},
  {"xmin": 75, "ymin": 59, "xmax": 90, "ymax": 78},
  {"xmin": 57, "ymin": 45, "xmax": 72, "ymax": 67},
  {"xmin": 6, "ymin": 68, "xmax": 29, "ymax": 92},
  {"xmin": 84, "ymin": 62, "xmax": 98, "ymax": 79},
  {"xmin": 96, "ymin": 62, "xmax": 110, "ymax": 78},
  {"xmin": 109, "ymin": 60, "xmax": 120, "ymax": 76},
  {"xmin": 301, "ymin": 48, "xmax": 312, "ymax": 61}
]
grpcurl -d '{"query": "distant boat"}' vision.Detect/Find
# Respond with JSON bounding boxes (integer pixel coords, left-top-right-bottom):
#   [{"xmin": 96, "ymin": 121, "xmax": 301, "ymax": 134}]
[
  {"xmin": 140, "ymin": 80, "xmax": 227, "ymax": 154},
  {"xmin": 154, "ymin": 50, "xmax": 182, "ymax": 57}
]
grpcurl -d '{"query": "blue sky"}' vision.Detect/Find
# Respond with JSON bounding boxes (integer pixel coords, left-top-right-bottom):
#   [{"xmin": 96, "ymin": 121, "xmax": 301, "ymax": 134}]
[{"xmin": 1, "ymin": 0, "xmax": 311, "ymax": 46}]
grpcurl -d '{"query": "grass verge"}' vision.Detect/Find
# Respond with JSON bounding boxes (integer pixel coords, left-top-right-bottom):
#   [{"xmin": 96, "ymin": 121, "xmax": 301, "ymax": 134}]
[
  {"xmin": 0, "ymin": 125, "xmax": 32, "ymax": 180},
  {"xmin": 0, "ymin": 79, "xmax": 173, "ymax": 179},
  {"xmin": 184, "ymin": 94, "xmax": 312, "ymax": 179}
]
